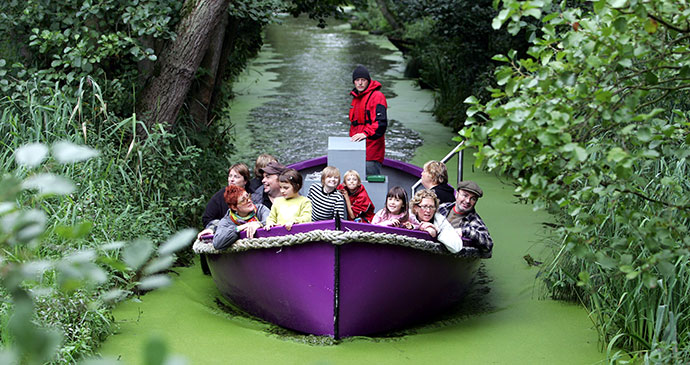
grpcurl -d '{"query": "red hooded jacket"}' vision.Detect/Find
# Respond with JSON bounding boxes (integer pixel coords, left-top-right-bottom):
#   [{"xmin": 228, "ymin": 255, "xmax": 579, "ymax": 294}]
[
  {"xmin": 338, "ymin": 183, "xmax": 376, "ymax": 223},
  {"xmin": 349, "ymin": 80, "xmax": 388, "ymax": 163}
]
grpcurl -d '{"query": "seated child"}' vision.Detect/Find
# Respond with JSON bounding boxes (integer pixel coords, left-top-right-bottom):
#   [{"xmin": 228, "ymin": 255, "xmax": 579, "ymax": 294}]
[
  {"xmin": 307, "ymin": 166, "xmax": 348, "ymax": 221},
  {"xmin": 372, "ymin": 186, "xmax": 420, "ymax": 229},
  {"xmin": 337, "ymin": 170, "xmax": 375, "ymax": 223},
  {"xmin": 265, "ymin": 168, "xmax": 312, "ymax": 231}
]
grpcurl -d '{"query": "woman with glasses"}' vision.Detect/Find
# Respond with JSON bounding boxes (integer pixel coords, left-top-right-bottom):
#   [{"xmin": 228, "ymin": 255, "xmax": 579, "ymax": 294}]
[
  {"xmin": 198, "ymin": 185, "xmax": 270, "ymax": 250},
  {"xmin": 410, "ymin": 189, "xmax": 463, "ymax": 253}
]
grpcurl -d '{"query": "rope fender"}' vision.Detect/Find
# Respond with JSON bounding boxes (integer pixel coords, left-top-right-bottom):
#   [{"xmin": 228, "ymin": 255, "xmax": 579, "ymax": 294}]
[{"xmin": 193, "ymin": 229, "xmax": 484, "ymax": 258}]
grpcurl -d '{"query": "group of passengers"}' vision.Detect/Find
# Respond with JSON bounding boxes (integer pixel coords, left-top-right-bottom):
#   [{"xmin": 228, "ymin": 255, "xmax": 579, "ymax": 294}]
[
  {"xmin": 197, "ymin": 155, "xmax": 493, "ymax": 257},
  {"xmin": 197, "ymin": 64, "xmax": 492, "ymax": 259}
]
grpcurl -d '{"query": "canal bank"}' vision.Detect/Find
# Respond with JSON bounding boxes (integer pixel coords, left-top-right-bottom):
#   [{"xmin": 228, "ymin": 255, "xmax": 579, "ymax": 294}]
[{"xmin": 99, "ymin": 17, "xmax": 605, "ymax": 364}]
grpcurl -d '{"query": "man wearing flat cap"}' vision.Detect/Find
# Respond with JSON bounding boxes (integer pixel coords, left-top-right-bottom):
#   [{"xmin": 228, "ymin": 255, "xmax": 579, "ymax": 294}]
[
  {"xmin": 438, "ymin": 180, "xmax": 493, "ymax": 254},
  {"xmin": 251, "ymin": 162, "xmax": 287, "ymax": 209}
]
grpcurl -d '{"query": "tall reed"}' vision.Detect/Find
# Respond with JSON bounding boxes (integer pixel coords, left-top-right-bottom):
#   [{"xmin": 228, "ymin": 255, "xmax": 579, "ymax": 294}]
[
  {"xmin": 0, "ymin": 77, "xmax": 229, "ymax": 362},
  {"xmin": 543, "ymin": 152, "xmax": 690, "ymax": 361}
]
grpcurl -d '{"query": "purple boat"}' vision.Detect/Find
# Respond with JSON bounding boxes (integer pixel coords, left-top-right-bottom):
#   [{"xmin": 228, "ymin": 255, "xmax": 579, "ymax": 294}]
[{"xmin": 200, "ymin": 155, "xmax": 487, "ymax": 338}]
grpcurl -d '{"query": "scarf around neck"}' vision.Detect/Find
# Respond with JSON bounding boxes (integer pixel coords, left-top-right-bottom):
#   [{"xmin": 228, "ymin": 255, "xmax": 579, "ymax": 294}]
[{"xmin": 229, "ymin": 207, "xmax": 258, "ymax": 225}]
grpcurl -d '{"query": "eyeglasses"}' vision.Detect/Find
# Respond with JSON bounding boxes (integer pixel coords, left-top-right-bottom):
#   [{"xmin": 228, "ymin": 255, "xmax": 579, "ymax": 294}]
[
  {"xmin": 237, "ymin": 195, "xmax": 251, "ymax": 205},
  {"xmin": 418, "ymin": 205, "xmax": 435, "ymax": 211}
]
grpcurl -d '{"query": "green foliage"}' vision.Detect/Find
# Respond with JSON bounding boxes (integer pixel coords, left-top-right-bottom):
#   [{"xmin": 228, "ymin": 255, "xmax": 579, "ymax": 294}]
[
  {"xmin": 352, "ymin": 0, "xmax": 529, "ymax": 130},
  {"xmin": 0, "ymin": 0, "xmax": 185, "ymax": 115},
  {"xmin": 0, "ymin": 78, "xmax": 209, "ymax": 362},
  {"xmin": 229, "ymin": 0, "xmax": 283, "ymax": 24},
  {"xmin": 0, "ymin": 141, "xmax": 196, "ymax": 363},
  {"xmin": 349, "ymin": 0, "xmax": 391, "ymax": 32},
  {"xmin": 464, "ymin": 0, "xmax": 690, "ymax": 361},
  {"xmin": 284, "ymin": 0, "xmax": 345, "ymax": 27}
]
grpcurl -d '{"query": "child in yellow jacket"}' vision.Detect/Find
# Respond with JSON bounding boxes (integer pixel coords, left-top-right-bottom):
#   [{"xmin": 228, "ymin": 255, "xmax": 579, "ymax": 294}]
[{"xmin": 265, "ymin": 168, "xmax": 312, "ymax": 231}]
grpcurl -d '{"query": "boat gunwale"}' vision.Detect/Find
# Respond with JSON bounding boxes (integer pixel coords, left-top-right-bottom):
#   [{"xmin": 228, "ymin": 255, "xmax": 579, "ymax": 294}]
[
  {"xmin": 288, "ymin": 155, "xmax": 423, "ymax": 177},
  {"xmin": 194, "ymin": 220, "xmax": 489, "ymax": 259}
]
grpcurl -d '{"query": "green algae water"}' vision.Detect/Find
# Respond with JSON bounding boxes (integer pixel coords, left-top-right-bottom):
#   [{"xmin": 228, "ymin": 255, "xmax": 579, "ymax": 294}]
[{"xmin": 100, "ymin": 16, "xmax": 606, "ymax": 364}]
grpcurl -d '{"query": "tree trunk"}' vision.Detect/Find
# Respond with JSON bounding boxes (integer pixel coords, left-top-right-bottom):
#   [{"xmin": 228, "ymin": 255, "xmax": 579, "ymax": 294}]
[
  {"xmin": 374, "ymin": 0, "xmax": 401, "ymax": 32},
  {"xmin": 188, "ymin": 11, "xmax": 229, "ymax": 127},
  {"xmin": 137, "ymin": 0, "xmax": 230, "ymax": 134},
  {"xmin": 206, "ymin": 16, "xmax": 241, "ymax": 122}
]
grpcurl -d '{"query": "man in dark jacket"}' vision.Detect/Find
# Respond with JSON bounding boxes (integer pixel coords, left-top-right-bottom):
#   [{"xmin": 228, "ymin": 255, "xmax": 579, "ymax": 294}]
[
  {"xmin": 438, "ymin": 180, "xmax": 493, "ymax": 255},
  {"xmin": 250, "ymin": 162, "xmax": 286, "ymax": 209},
  {"xmin": 349, "ymin": 65, "xmax": 388, "ymax": 176}
]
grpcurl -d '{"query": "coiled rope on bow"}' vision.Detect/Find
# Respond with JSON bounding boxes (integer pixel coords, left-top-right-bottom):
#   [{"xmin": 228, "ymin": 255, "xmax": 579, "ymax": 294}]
[{"xmin": 193, "ymin": 229, "xmax": 484, "ymax": 258}]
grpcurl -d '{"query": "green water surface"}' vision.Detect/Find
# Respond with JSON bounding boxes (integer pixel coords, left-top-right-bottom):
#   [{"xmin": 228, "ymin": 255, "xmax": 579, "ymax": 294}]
[{"xmin": 99, "ymin": 17, "xmax": 605, "ymax": 364}]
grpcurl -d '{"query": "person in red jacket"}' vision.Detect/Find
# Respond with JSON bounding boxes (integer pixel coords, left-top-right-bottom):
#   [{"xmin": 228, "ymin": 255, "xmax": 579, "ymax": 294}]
[
  {"xmin": 338, "ymin": 170, "xmax": 376, "ymax": 223},
  {"xmin": 349, "ymin": 65, "xmax": 388, "ymax": 176}
]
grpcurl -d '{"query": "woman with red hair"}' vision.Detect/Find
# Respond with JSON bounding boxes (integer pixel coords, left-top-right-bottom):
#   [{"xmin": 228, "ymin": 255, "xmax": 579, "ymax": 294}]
[{"xmin": 197, "ymin": 185, "xmax": 270, "ymax": 250}]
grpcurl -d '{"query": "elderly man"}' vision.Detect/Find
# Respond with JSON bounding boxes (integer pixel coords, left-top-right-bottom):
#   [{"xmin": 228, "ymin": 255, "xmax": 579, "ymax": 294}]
[
  {"xmin": 251, "ymin": 162, "xmax": 286, "ymax": 209},
  {"xmin": 438, "ymin": 180, "xmax": 493, "ymax": 254}
]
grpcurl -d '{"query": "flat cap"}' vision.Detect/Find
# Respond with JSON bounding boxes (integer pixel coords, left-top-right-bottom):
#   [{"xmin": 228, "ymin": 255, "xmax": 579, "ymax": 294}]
[
  {"xmin": 457, "ymin": 180, "xmax": 483, "ymax": 198},
  {"xmin": 258, "ymin": 162, "xmax": 287, "ymax": 176}
]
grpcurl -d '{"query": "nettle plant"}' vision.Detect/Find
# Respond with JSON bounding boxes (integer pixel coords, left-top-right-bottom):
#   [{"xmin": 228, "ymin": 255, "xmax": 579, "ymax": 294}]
[
  {"xmin": 464, "ymin": 0, "xmax": 690, "ymax": 285},
  {"xmin": 461, "ymin": 0, "xmax": 690, "ymax": 357},
  {"xmin": 0, "ymin": 141, "xmax": 194, "ymax": 364}
]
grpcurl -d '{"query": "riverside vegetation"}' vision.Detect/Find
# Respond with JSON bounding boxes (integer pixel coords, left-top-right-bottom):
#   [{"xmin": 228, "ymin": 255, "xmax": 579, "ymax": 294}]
[
  {"xmin": 460, "ymin": 0, "xmax": 690, "ymax": 362},
  {"xmin": 0, "ymin": 0, "xmax": 340, "ymax": 363},
  {"xmin": 355, "ymin": 0, "xmax": 689, "ymax": 362},
  {"xmin": 3, "ymin": 0, "xmax": 688, "ymax": 363},
  {"xmin": 0, "ymin": 79, "xmax": 206, "ymax": 363}
]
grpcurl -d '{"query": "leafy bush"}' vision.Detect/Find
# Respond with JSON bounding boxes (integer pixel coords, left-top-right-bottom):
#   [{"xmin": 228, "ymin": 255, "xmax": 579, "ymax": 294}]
[
  {"xmin": 349, "ymin": 0, "xmax": 390, "ymax": 32},
  {"xmin": 0, "ymin": 77, "xmax": 214, "ymax": 362},
  {"xmin": 463, "ymin": 0, "xmax": 690, "ymax": 361},
  {"xmin": 351, "ymin": 0, "xmax": 529, "ymax": 130},
  {"xmin": 0, "ymin": 0, "xmax": 185, "ymax": 116},
  {"xmin": 0, "ymin": 139, "xmax": 197, "ymax": 363}
]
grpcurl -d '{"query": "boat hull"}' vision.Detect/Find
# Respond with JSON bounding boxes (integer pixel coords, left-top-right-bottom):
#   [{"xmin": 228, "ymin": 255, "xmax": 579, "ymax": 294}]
[
  {"xmin": 206, "ymin": 156, "xmax": 481, "ymax": 338},
  {"xmin": 208, "ymin": 240, "xmax": 337, "ymax": 335},
  {"xmin": 206, "ymin": 221, "xmax": 480, "ymax": 338}
]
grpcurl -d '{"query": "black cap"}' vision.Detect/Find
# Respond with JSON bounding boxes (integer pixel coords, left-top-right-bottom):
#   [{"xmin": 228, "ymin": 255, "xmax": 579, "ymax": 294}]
[
  {"xmin": 352, "ymin": 65, "xmax": 371, "ymax": 82},
  {"xmin": 258, "ymin": 162, "xmax": 287, "ymax": 176},
  {"xmin": 457, "ymin": 180, "xmax": 483, "ymax": 198}
]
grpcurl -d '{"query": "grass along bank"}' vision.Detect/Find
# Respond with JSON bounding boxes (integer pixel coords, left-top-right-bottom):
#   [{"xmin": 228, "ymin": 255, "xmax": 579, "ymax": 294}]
[{"xmin": 0, "ymin": 78, "xmax": 226, "ymax": 363}]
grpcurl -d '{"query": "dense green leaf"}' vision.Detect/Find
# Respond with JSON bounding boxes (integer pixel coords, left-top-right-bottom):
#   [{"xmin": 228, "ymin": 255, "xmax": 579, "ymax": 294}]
[
  {"xmin": 22, "ymin": 173, "xmax": 75, "ymax": 195},
  {"xmin": 143, "ymin": 256, "xmax": 175, "ymax": 276},
  {"xmin": 122, "ymin": 239, "xmax": 155, "ymax": 271},
  {"xmin": 138, "ymin": 275, "xmax": 172, "ymax": 291}
]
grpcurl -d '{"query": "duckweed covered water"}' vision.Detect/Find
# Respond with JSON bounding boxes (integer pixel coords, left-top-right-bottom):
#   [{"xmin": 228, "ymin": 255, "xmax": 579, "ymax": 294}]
[{"xmin": 99, "ymin": 16, "xmax": 605, "ymax": 364}]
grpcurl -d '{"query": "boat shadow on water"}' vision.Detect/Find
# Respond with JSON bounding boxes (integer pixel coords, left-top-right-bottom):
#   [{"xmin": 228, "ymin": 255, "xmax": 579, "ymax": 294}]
[{"xmin": 211, "ymin": 263, "xmax": 494, "ymax": 346}]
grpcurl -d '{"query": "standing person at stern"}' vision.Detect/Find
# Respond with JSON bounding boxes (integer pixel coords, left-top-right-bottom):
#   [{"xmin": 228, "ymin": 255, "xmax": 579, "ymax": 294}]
[{"xmin": 349, "ymin": 65, "xmax": 388, "ymax": 176}]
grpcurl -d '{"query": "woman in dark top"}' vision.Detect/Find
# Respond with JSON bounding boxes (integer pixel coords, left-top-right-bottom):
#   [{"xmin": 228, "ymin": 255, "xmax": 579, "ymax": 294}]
[
  {"xmin": 201, "ymin": 163, "xmax": 252, "ymax": 228},
  {"xmin": 421, "ymin": 160, "xmax": 455, "ymax": 204},
  {"xmin": 198, "ymin": 163, "xmax": 253, "ymax": 274}
]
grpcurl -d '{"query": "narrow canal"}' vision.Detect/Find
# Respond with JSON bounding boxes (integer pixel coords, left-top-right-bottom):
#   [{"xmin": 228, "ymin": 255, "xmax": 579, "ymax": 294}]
[{"xmin": 100, "ymin": 16, "xmax": 606, "ymax": 364}]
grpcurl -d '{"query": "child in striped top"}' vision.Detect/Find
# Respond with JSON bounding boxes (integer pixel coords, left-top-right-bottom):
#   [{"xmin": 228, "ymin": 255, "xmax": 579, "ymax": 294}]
[{"xmin": 307, "ymin": 166, "xmax": 347, "ymax": 221}]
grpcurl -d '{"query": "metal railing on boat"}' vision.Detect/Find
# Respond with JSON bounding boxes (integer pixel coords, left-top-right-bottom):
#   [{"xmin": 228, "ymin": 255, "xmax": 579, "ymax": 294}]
[{"xmin": 410, "ymin": 140, "xmax": 465, "ymax": 196}]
